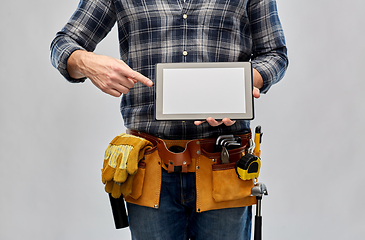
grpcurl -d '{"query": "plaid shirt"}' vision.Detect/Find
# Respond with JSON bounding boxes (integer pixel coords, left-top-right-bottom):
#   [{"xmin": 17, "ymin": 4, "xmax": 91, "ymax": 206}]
[{"xmin": 51, "ymin": 0, "xmax": 288, "ymax": 139}]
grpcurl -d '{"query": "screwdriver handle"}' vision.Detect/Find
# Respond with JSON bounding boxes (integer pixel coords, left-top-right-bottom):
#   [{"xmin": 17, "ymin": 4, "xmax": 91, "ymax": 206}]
[{"xmin": 254, "ymin": 126, "xmax": 262, "ymax": 158}]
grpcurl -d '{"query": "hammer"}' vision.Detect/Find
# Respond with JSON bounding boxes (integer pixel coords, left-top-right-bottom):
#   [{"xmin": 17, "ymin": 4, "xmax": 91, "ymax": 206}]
[{"xmin": 251, "ymin": 183, "xmax": 268, "ymax": 240}]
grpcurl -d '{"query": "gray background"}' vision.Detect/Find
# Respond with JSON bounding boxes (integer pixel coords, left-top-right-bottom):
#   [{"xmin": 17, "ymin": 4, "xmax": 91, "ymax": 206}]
[{"xmin": 1, "ymin": 0, "xmax": 364, "ymax": 239}]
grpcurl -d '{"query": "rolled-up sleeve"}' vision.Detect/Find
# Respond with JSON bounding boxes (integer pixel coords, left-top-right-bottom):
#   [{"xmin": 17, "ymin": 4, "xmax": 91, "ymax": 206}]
[
  {"xmin": 50, "ymin": 0, "xmax": 117, "ymax": 82},
  {"xmin": 249, "ymin": 0, "xmax": 289, "ymax": 93}
]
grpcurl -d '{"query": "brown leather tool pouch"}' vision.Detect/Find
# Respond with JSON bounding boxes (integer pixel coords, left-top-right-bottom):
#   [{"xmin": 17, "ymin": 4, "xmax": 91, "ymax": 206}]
[
  {"xmin": 124, "ymin": 148, "xmax": 162, "ymax": 209},
  {"xmin": 196, "ymin": 143, "xmax": 257, "ymax": 212},
  {"xmin": 196, "ymin": 155, "xmax": 257, "ymax": 212},
  {"xmin": 212, "ymin": 163, "xmax": 254, "ymax": 202}
]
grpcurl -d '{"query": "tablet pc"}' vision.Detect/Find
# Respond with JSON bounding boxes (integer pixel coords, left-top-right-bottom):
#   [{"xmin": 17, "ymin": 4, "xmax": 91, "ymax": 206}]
[{"xmin": 155, "ymin": 62, "xmax": 254, "ymax": 121}]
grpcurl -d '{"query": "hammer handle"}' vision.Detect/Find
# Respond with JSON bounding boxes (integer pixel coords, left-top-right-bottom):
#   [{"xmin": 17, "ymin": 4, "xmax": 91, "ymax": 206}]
[{"xmin": 254, "ymin": 215, "xmax": 262, "ymax": 240}]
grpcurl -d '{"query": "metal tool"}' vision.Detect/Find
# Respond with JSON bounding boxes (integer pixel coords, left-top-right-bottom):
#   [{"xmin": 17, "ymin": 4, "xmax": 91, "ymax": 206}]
[
  {"xmin": 220, "ymin": 146, "xmax": 230, "ymax": 164},
  {"xmin": 214, "ymin": 135, "xmax": 242, "ymax": 164},
  {"xmin": 214, "ymin": 135, "xmax": 234, "ymax": 152},
  {"xmin": 251, "ymin": 183, "xmax": 268, "ymax": 240}
]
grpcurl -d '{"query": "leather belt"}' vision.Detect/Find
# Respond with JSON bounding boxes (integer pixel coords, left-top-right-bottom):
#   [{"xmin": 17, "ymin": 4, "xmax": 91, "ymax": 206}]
[{"xmin": 127, "ymin": 129, "xmax": 251, "ymax": 173}]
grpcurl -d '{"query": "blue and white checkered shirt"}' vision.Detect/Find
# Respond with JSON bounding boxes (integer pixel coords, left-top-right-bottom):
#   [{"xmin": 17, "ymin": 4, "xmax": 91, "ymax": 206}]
[{"xmin": 51, "ymin": 0, "xmax": 288, "ymax": 139}]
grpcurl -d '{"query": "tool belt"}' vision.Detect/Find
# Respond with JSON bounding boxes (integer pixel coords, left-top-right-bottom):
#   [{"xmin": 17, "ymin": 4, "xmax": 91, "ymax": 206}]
[
  {"xmin": 127, "ymin": 129, "xmax": 251, "ymax": 172},
  {"xmin": 123, "ymin": 129, "xmax": 257, "ymax": 212}
]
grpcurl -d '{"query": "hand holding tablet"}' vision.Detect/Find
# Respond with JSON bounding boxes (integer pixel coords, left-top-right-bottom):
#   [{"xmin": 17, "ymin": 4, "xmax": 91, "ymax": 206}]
[{"xmin": 194, "ymin": 87, "xmax": 261, "ymax": 126}]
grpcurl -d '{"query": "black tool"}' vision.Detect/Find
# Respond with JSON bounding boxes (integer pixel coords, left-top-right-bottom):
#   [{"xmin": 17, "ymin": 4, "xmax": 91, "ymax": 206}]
[{"xmin": 108, "ymin": 194, "xmax": 129, "ymax": 229}]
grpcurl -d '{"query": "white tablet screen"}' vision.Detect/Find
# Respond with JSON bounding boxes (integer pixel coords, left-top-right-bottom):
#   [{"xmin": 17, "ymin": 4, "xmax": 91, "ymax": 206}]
[{"xmin": 162, "ymin": 68, "xmax": 246, "ymax": 114}]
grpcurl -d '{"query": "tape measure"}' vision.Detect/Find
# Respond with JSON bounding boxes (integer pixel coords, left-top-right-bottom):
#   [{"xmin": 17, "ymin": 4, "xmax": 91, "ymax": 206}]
[{"xmin": 235, "ymin": 153, "xmax": 261, "ymax": 180}]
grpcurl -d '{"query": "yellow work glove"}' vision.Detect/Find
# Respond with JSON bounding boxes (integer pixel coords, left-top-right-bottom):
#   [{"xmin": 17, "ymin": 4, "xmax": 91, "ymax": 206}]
[{"xmin": 101, "ymin": 133, "xmax": 152, "ymax": 198}]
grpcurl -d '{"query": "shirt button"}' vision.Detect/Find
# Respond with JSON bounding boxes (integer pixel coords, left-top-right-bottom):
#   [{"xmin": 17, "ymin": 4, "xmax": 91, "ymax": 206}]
[
  {"xmin": 183, "ymin": 14, "xmax": 188, "ymax": 19},
  {"xmin": 183, "ymin": 51, "xmax": 188, "ymax": 56}
]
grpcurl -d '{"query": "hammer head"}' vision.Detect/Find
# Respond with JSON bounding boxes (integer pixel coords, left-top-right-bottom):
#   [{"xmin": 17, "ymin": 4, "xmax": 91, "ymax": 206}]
[{"xmin": 251, "ymin": 183, "xmax": 268, "ymax": 197}]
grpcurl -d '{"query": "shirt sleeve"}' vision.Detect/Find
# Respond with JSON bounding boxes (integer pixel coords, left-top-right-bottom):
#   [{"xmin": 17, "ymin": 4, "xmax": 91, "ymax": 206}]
[
  {"xmin": 248, "ymin": 0, "xmax": 289, "ymax": 93},
  {"xmin": 50, "ymin": 0, "xmax": 117, "ymax": 82}
]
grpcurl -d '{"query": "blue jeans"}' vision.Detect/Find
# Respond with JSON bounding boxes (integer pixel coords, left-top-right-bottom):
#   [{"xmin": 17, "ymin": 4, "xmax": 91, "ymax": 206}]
[{"xmin": 127, "ymin": 169, "xmax": 252, "ymax": 240}]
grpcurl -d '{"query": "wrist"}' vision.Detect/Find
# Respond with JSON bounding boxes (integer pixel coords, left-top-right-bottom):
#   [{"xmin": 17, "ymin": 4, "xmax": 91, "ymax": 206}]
[
  {"xmin": 67, "ymin": 50, "xmax": 91, "ymax": 79},
  {"xmin": 252, "ymin": 68, "xmax": 264, "ymax": 89}
]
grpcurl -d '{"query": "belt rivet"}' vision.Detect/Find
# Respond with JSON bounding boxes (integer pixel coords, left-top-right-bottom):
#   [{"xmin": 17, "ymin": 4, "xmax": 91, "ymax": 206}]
[
  {"xmin": 196, "ymin": 141, "xmax": 200, "ymax": 145},
  {"xmin": 169, "ymin": 161, "xmax": 173, "ymax": 165},
  {"xmin": 196, "ymin": 166, "xmax": 200, "ymax": 170},
  {"xmin": 196, "ymin": 150, "xmax": 201, "ymax": 155},
  {"xmin": 183, "ymin": 161, "xmax": 187, "ymax": 165},
  {"xmin": 212, "ymin": 159, "xmax": 216, "ymax": 162},
  {"xmin": 154, "ymin": 205, "xmax": 158, "ymax": 208}
]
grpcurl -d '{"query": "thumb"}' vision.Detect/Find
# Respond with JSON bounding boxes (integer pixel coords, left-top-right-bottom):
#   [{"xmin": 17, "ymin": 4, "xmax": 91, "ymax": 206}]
[{"xmin": 253, "ymin": 87, "xmax": 261, "ymax": 99}]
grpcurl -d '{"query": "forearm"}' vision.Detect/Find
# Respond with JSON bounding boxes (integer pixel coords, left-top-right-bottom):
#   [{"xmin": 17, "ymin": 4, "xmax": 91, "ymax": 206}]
[
  {"xmin": 50, "ymin": 0, "xmax": 117, "ymax": 82},
  {"xmin": 251, "ymin": 49, "xmax": 288, "ymax": 93},
  {"xmin": 248, "ymin": 0, "xmax": 288, "ymax": 93},
  {"xmin": 50, "ymin": 34, "xmax": 87, "ymax": 82}
]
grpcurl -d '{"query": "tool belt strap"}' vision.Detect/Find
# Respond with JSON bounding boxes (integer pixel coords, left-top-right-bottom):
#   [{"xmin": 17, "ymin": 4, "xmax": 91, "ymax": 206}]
[{"xmin": 127, "ymin": 129, "xmax": 251, "ymax": 173}]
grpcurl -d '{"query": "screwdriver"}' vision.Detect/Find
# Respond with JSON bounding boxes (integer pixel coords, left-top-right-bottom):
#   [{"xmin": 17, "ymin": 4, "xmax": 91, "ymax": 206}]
[{"xmin": 253, "ymin": 126, "xmax": 263, "ymax": 158}]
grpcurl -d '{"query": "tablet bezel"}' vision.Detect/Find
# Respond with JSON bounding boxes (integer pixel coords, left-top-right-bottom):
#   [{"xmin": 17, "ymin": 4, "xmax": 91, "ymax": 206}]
[{"xmin": 155, "ymin": 62, "xmax": 254, "ymax": 121}]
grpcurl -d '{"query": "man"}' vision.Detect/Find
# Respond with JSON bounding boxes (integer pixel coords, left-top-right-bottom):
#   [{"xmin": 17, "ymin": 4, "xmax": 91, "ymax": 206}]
[{"xmin": 51, "ymin": 0, "xmax": 288, "ymax": 239}]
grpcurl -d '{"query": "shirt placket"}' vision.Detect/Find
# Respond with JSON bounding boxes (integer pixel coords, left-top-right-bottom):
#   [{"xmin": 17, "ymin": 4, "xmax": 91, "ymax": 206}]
[{"xmin": 181, "ymin": 0, "xmax": 190, "ymax": 62}]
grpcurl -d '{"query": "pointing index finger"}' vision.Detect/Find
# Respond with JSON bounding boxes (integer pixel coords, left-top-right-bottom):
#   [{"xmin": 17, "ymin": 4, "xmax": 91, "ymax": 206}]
[{"xmin": 129, "ymin": 70, "xmax": 153, "ymax": 87}]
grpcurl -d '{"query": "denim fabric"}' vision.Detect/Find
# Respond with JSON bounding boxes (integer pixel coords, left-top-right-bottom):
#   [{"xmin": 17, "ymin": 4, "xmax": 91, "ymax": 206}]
[{"xmin": 127, "ymin": 169, "xmax": 252, "ymax": 240}]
